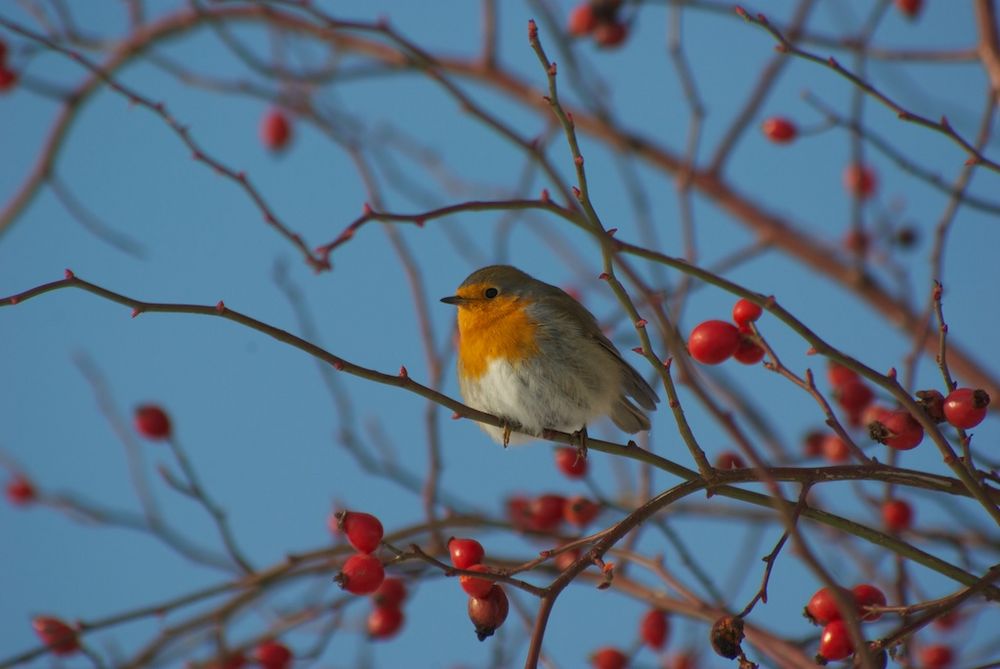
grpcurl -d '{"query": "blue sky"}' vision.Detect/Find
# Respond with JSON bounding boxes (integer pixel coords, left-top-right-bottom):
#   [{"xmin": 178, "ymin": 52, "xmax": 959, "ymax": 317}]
[{"xmin": 2, "ymin": 1, "xmax": 999, "ymax": 667}]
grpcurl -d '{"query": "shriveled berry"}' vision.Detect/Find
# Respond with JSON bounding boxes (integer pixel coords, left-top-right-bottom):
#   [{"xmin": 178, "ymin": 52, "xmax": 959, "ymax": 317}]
[
  {"xmin": 448, "ymin": 537, "xmax": 485, "ymax": 569},
  {"xmin": 555, "ymin": 447, "xmax": 588, "ymax": 478},
  {"xmin": 261, "ymin": 109, "xmax": 292, "ymax": 151},
  {"xmin": 134, "ymin": 404, "xmax": 171, "ymax": 440},
  {"xmin": 367, "ymin": 605, "xmax": 404, "ymax": 639},
  {"xmin": 871, "ymin": 410, "xmax": 923, "ymax": 450},
  {"xmin": 919, "ymin": 643, "xmax": 953, "ymax": 669},
  {"xmin": 32, "ymin": 616, "xmax": 79, "ymax": 656},
  {"xmin": 373, "ymin": 577, "xmax": 407, "ymax": 608},
  {"xmin": 640, "ymin": 608, "xmax": 670, "ymax": 650},
  {"xmin": 916, "ymin": 389, "xmax": 946, "ymax": 423},
  {"xmin": 254, "ymin": 640, "xmax": 292, "ymax": 669},
  {"xmin": 336, "ymin": 553, "xmax": 385, "ymax": 594},
  {"xmin": 6, "ymin": 476, "xmax": 35, "ymax": 505},
  {"xmin": 591, "ymin": 646, "xmax": 628, "ymax": 669},
  {"xmin": 688, "ymin": 320, "xmax": 740, "ymax": 365},
  {"xmin": 338, "ymin": 511, "xmax": 384, "ymax": 553},
  {"xmin": 881, "ymin": 499, "xmax": 913, "ymax": 532},
  {"xmin": 564, "ymin": 496, "xmax": 600, "ymax": 527},
  {"xmin": 460, "ymin": 563, "xmax": 495, "ymax": 598},
  {"xmin": 818, "ymin": 619, "xmax": 854, "ymax": 661},
  {"xmin": 468, "ymin": 584, "xmax": 509, "ymax": 641},
  {"xmin": 852, "ymin": 583, "xmax": 887, "ymax": 621},
  {"xmin": 942, "ymin": 388, "xmax": 990, "ymax": 429},
  {"xmin": 709, "ymin": 615, "xmax": 744, "ymax": 659},
  {"xmin": 568, "ymin": 3, "xmax": 598, "ymax": 35},
  {"xmin": 761, "ymin": 117, "xmax": 797, "ymax": 143},
  {"xmin": 843, "ymin": 163, "xmax": 877, "ymax": 200}
]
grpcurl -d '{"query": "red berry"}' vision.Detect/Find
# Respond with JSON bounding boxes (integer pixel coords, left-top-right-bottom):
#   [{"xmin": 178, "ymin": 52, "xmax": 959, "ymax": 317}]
[
  {"xmin": 529, "ymin": 494, "xmax": 567, "ymax": 531},
  {"xmin": 6, "ymin": 476, "xmax": 35, "ymax": 505},
  {"xmin": 448, "ymin": 537, "xmax": 485, "ymax": 569},
  {"xmin": 367, "ymin": 605, "xmax": 404, "ymax": 639},
  {"xmin": 881, "ymin": 499, "xmax": 913, "ymax": 532},
  {"xmin": 805, "ymin": 587, "xmax": 842, "ymax": 625},
  {"xmin": 460, "ymin": 563, "xmax": 495, "ymax": 598},
  {"xmin": 337, "ymin": 553, "xmax": 385, "ymax": 594},
  {"xmin": 468, "ymin": 583, "xmax": 509, "ymax": 640},
  {"xmin": 933, "ymin": 610, "xmax": 961, "ymax": 631},
  {"xmin": 919, "ymin": 644, "xmax": 954, "ymax": 669},
  {"xmin": 640, "ymin": 609, "xmax": 669, "ymax": 650},
  {"xmin": 254, "ymin": 641, "xmax": 292, "ymax": 669},
  {"xmin": 714, "ymin": 451, "xmax": 745, "ymax": 469},
  {"xmin": 733, "ymin": 336, "xmax": 765, "ymax": 365},
  {"xmin": 843, "ymin": 163, "xmax": 877, "ymax": 200},
  {"xmin": 568, "ymin": 3, "xmax": 598, "ymax": 35},
  {"xmin": 874, "ymin": 410, "xmax": 924, "ymax": 450},
  {"xmin": 942, "ymin": 388, "xmax": 990, "ymax": 429},
  {"xmin": 827, "ymin": 362, "xmax": 859, "ymax": 387},
  {"xmin": 591, "ymin": 646, "xmax": 628, "ymax": 669},
  {"xmin": 564, "ymin": 496, "xmax": 600, "ymax": 527},
  {"xmin": 555, "ymin": 447, "xmax": 588, "ymax": 478},
  {"xmin": 134, "ymin": 404, "xmax": 171, "ymax": 440},
  {"xmin": 0, "ymin": 67, "xmax": 17, "ymax": 92},
  {"xmin": 818, "ymin": 620, "xmax": 854, "ymax": 661},
  {"xmin": 895, "ymin": 0, "xmax": 923, "ymax": 18},
  {"xmin": 209, "ymin": 654, "xmax": 246, "ymax": 669},
  {"xmin": 372, "ymin": 577, "xmax": 407, "ymax": 608},
  {"xmin": 732, "ymin": 298, "xmax": 763, "ymax": 325},
  {"xmin": 32, "ymin": 616, "xmax": 79, "ymax": 656},
  {"xmin": 822, "ymin": 434, "xmax": 850, "ymax": 463},
  {"xmin": 554, "ymin": 545, "xmax": 581, "ymax": 571},
  {"xmin": 761, "ymin": 117, "xmax": 797, "ymax": 144},
  {"xmin": 0, "ymin": 40, "xmax": 7, "ymax": 62},
  {"xmin": 688, "ymin": 320, "xmax": 740, "ymax": 365},
  {"xmin": 593, "ymin": 21, "xmax": 628, "ymax": 48},
  {"xmin": 835, "ymin": 379, "xmax": 874, "ymax": 413},
  {"xmin": 851, "ymin": 584, "xmax": 887, "ymax": 621},
  {"xmin": 506, "ymin": 495, "xmax": 534, "ymax": 531},
  {"xmin": 261, "ymin": 109, "xmax": 292, "ymax": 151},
  {"xmin": 669, "ymin": 652, "xmax": 697, "ymax": 669},
  {"xmin": 338, "ymin": 511, "xmax": 384, "ymax": 553}
]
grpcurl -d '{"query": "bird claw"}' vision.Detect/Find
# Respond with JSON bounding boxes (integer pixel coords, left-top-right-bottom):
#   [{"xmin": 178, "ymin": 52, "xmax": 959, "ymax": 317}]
[
  {"xmin": 573, "ymin": 426, "xmax": 589, "ymax": 462},
  {"xmin": 502, "ymin": 423, "xmax": 512, "ymax": 448}
]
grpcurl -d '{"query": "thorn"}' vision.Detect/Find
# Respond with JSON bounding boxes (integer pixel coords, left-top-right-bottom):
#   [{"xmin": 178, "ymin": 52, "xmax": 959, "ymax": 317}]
[
  {"xmin": 887, "ymin": 367, "xmax": 897, "ymax": 379},
  {"xmin": 806, "ymin": 347, "xmax": 817, "ymax": 355},
  {"xmin": 547, "ymin": 62, "xmax": 557, "ymax": 76},
  {"xmin": 399, "ymin": 365, "xmax": 408, "ymax": 378},
  {"xmin": 598, "ymin": 272, "xmax": 610, "ymax": 280},
  {"xmin": 632, "ymin": 347, "xmax": 644, "ymax": 354},
  {"xmin": 940, "ymin": 115, "xmax": 951, "ymax": 129},
  {"xmin": 663, "ymin": 357, "xmax": 673, "ymax": 369},
  {"xmin": 131, "ymin": 308, "xmax": 141, "ymax": 318},
  {"xmin": 606, "ymin": 228, "xmax": 618, "ymax": 236},
  {"xmin": 414, "ymin": 217, "xmax": 425, "ymax": 228},
  {"xmin": 827, "ymin": 56, "xmax": 839, "ymax": 68},
  {"xmin": 9, "ymin": 296, "xmax": 19, "ymax": 305},
  {"xmin": 574, "ymin": 155, "xmax": 584, "ymax": 167},
  {"xmin": 64, "ymin": 269, "xmax": 75, "ymax": 280},
  {"xmin": 333, "ymin": 360, "xmax": 344, "ymax": 371},
  {"xmin": 572, "ymin": 186, "xmax": 582, "ymax": 200},
  {"xmin": 362, "ymin": 203, "xmax": 373, "ymax": 215},
  {"xmin": 734, "ymin": 5, "xmax": 749, "ymax": 20},
  {"xmin": 528, "ymin": 19, "xmax": 538, "ymax": 40},
  {"xmin": 540, "ymin": 188, "xmax": 550, "ymax": 202},
  {"xmin": 964, "ymin": 156, "xmax": 978, "ymax": 166},
  {"xmin": 236, "ymin": 171, "xmax": 246, "ymax": 181},
  {"xmin": 215, "ymin": 301, "xmax": 226, "ymax": 313},
  {"xmin": 451, "ymin": 412, "xmax": 461, "ymax": 420},
  {"xmin": 635, "ymin": 318, "xmax": 647, "ymax": 328}
]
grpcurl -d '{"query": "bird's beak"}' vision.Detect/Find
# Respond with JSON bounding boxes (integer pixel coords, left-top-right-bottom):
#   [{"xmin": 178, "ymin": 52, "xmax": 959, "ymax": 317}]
[{"xmin": 440, "ymin": 295, "xmax": 466, "ymax": 306}]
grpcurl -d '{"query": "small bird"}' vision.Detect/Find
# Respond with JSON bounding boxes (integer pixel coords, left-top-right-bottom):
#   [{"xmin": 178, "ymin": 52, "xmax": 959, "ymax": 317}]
[{"xmin": 441, "ymin": 265, "xmax": 658, "ymax": 446}]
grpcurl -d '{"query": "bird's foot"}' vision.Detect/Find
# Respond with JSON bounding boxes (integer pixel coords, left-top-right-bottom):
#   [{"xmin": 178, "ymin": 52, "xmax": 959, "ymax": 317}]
[{"xmin": 572, "ymin": 426, "xmax": 589, "ymax": 463}]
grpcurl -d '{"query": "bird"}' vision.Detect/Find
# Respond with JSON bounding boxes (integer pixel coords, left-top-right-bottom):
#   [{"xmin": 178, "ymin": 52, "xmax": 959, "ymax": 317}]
[{"xmin": 441, "ymin": 265, "xmax": 658, "ymax": 446}]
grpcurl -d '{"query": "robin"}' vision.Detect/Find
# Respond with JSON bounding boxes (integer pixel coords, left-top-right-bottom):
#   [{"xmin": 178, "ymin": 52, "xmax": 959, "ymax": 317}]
[{"xmin": 441, "ymin": 265, "xmax": 658, "ymax": 446}]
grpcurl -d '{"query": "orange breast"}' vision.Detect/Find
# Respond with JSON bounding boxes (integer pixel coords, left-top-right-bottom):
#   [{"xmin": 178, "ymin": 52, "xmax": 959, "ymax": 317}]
[{"xmin": 456, "ymin": 296, "xmax": 540, "ymax": 380}]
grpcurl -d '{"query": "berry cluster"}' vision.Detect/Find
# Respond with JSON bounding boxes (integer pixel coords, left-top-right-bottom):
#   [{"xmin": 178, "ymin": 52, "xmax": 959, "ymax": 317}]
[
  {"xmin": 448, "ymin": 537, "xmax": 509, "ymax": 640},
  {"xmin": 507, "ymin": 492, "xmax": 601, "ymax": 532},
  {"xmin": 686, "ymin": 298, "xmax": 765, "ymax": 366},
  {"xmin": 567, "ymin": 1, "xmax": 628, "ymax": 49},
  {"xmin": 805, "ymin": 583, "xmax": 887, "ymax": 661}
]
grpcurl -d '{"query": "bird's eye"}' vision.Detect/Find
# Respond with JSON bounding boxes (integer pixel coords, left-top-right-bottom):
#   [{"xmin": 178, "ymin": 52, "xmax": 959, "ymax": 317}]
[{"xmin": 484, "ymin": 287, "xmax": 499, "ymax": 299}]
